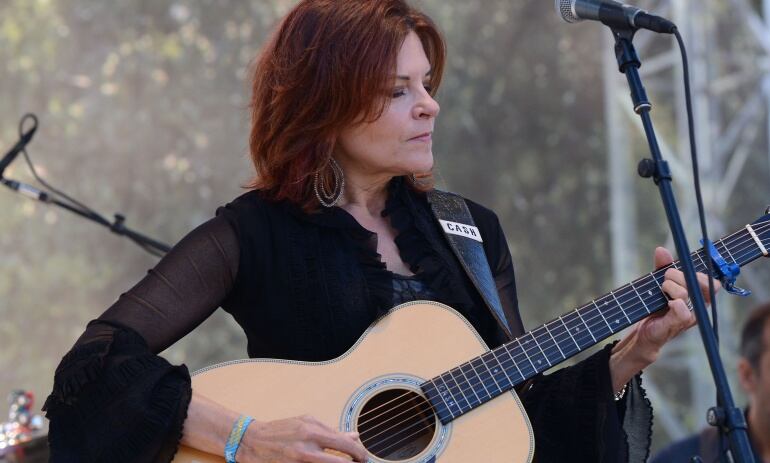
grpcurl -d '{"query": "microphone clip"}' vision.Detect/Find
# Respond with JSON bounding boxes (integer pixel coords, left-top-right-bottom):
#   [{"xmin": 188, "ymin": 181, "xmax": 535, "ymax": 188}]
[{"xmin": 612, "ymin": 30, "xmax": 653, "ymax": 114}]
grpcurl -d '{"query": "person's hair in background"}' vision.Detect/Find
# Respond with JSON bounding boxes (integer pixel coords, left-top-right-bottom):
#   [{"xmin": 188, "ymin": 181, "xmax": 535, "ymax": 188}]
[
  {"xmin": 735, "ymin": 301, "xmax": 770, "ymax": 461},
  {"xmin": 247, "ymin": 0, "xmax": 446, "ymax": 212},
  {"xmin": 740, "ymin": 301, "xmax": 770, "ymax": 370},
  {"xmin": 650, "ymin": 302, "xmax": 770, "ymax": 462}
]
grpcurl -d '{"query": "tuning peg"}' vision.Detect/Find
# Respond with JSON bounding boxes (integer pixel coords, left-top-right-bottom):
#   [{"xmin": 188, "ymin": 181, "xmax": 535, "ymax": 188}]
[{"xmin": 766, "ymin": 205, "xmax": 770, "ymax": 215}]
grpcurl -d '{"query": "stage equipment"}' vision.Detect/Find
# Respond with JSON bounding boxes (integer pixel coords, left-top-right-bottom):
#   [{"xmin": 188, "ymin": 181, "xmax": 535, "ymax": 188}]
[
  {"xmin": 0, "ymin": 390, "xmax": 47, "ymax": 462},
  {"xmin": 556, "ymin": 0, "xmax": 675, "ymax": 33},
  {"xmin": 0, "ymin": 114, "xmax": 36, "ymax": 178},
  {"xmin": 0, "ymin": 114, "xmax": 171, "ymax": 257},
  {"xmin": 556, "ymin": 3, "xmax": 757, "ymax": 461}
]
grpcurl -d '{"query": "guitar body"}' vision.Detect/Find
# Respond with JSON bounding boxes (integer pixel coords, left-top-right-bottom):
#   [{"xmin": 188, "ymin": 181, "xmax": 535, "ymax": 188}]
[{"xmin": 173, "ymin": 301, "xmax": 534, "ymax": 462}]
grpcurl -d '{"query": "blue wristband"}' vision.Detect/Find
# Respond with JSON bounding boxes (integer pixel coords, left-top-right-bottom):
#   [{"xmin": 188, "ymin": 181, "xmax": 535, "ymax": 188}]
[{"xmin": 224, "ymin": 415, "xmax": 254, "ymax": 463}]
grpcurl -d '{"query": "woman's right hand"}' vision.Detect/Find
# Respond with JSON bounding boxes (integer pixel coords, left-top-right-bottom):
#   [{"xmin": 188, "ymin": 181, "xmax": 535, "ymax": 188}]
[{"xmin": 238, "ymin": 414, "xmax": 369, "ymax": 462}]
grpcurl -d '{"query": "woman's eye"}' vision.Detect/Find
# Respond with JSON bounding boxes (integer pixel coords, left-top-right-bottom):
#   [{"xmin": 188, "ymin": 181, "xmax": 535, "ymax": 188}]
[{"xmin": 392, "ymin": 84, "xmax": 432, "ymax": 98}]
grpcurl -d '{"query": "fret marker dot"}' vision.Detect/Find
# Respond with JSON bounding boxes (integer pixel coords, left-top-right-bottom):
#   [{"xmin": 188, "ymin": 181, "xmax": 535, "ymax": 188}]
[
  {"xmin": 537, "ymin": 360, "xmax": 542, "ymax": 365},
  {"xmin": 648, "ymin": 290, "xmax": 653, "ymax": 296},
  {"xmin": 615, "ymin": 319, "xmax": 620, "ymax": 324}
]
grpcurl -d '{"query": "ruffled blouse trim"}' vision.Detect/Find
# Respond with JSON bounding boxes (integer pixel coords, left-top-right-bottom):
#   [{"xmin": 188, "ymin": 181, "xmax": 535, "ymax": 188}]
[
  {"xmin": 345, "ymin": 224, "xmax": 396, "ymax": 318},
  {"xmin": 43, "ymin": 320, "xmax": 138, "ymax": 410},
  {"xmin": 380, "ymin": 178, "xmax": 483, "ymax": 326},
  {"xmin": 284, "ymin": 177, "xmax": 483, "ymax": 323},
  {"xmin": 44, "ymin": 320, "xmax": 192, "ymax": 463},
  {"xmin": 622, "ymin": 370, "xmax": 654, "ymax": 463}
]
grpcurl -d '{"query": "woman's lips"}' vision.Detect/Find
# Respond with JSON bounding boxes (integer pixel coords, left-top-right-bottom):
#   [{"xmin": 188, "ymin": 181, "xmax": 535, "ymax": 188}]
[{"xmin": 409, "ymin": 132, "xmax": 432, "ymax": 142}]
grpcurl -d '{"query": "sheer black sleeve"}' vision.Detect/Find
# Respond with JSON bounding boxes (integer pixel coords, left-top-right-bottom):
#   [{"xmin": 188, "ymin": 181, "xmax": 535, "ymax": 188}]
[
  {"xmin": 98, "ymin": 212, "xmax": 239, "ymax": 353},
  {"xmin": 473, "ymin": 204, "xmax": 653, "ymax": 463},
  {"xmin": 43, "ymin": 213, "xmax": 240, "ymax": 462}
]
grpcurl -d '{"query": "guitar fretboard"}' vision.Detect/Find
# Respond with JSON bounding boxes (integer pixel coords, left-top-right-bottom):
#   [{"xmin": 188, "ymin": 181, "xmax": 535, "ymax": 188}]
[{"xmin": 422, "ymin": 219, "xmax": 769, "ymax": 424}]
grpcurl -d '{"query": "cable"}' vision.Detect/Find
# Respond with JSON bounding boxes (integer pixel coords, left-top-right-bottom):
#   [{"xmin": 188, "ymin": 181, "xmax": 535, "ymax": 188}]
[
  {"xmin": 20, "ymin": 148, "xmax": 109, "ymax": 226},
  {"xmin": 14, "ymin": 115, "xmax": 108, "ymax": 225},
  {"xmin": 674, "ymin": 26, "xmax": 730, "ymax": 462},
  {"xmin": 673, "ymin": 28, "xmax": 720, "ymax": 339}
]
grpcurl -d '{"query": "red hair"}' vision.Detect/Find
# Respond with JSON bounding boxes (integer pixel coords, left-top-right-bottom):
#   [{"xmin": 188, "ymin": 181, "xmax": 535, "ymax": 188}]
[{"xmin": 247, "ymin": 0, "xmax": 445, "ymax": 212}]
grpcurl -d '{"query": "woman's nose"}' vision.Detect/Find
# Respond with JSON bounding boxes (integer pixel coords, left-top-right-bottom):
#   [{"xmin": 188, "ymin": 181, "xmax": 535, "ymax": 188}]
[{"xmin": 415, "ymin": 92, "xmax": 440, "ymax": 119}]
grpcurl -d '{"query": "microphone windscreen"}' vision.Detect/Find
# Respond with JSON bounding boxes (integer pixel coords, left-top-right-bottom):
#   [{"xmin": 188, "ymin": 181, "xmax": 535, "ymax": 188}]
[{"xmin": 555, "ymin": 0, "xmax": 581, "ymax": 22}]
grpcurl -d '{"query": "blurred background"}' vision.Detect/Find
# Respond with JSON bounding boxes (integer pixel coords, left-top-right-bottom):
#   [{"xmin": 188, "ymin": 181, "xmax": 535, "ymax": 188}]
[{"xmin": 1, "ymin": 0, "xmax": 769, "ymax": 455}]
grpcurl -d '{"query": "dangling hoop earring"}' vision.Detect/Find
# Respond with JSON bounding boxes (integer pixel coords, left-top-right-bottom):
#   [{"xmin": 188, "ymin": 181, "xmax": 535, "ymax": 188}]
[{"xmin": 314, "ymin": 158, "xmax": 345, "ymax": 208}]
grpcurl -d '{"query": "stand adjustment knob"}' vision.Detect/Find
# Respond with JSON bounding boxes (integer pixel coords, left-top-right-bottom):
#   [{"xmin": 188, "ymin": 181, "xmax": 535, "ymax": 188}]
[
  {"xmin": 638, "ymin": 158, "xmax": 656, "ymax": 178},
  {"xmin": 707, "ymin": 407, "xmax": 726, "ymax": 427}
]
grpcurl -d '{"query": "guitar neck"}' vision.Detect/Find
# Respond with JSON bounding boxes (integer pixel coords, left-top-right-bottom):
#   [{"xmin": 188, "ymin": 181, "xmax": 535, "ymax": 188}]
[{"xmin": 423, "ymin": 222, "xmax": 769, "ymax": 424}]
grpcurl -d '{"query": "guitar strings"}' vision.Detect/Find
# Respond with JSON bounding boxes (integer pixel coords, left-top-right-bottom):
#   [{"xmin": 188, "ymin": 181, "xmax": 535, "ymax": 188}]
[
  {"xmin": 357, "ymin": 222, "xmax": 769, "ymax": 445},
  {"xmin": 357, "ymin": 390, "xmax": 427, "ymax": 428},
  {"xmin": 419, "ymin": 233, "xmax": 765, "ymax": 418},
  {"xmin": 357, "ymin": 236, "xmax": 770, "ymax": 458},
  {"xmin": 358, "ymin": 226, "xmax": 770, "ymax": 454},
  {"xmin": 357, "ymin": 219, "xmax": 769, "ymax": 424},
  {"xmin": 360, "ymin": 229, "xmax": 764, "ymax": 454},
  {"xmin": 504, "ymin": 220, "xmax": 770, "ymax": 373},
  {"xmin": 353, "ymin": 221, "xmax": 770, "ymax": 451},
  {"xmin": 356, "ymin": 220, "xmax": 770, "ymax": 442},
  {"xmin": 358, "ymin": 395, "xmax": 434, "ymax": 450},
  {"xmin": 425, "ymin": 220, "xmax": 770, "ymax": 405},
  {"xmin": 362, "ymin": 412, "xmax": 434, "ymax": 456}
]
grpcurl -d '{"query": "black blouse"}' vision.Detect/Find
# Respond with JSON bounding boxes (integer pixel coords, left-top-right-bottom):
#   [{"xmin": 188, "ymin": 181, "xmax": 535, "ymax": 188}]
[{"xmin": 43, "ymin": 178, "xmax": 652, "ymax": 462}]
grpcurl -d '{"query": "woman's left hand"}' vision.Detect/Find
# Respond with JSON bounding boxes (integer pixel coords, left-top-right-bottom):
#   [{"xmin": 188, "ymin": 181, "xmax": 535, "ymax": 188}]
[{"xmin": 609, "ymin": 247, "xmax": 722, "ymax": 393}]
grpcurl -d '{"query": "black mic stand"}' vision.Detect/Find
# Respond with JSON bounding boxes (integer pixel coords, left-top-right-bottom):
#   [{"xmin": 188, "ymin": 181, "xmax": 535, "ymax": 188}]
[
  {"xmin": 1, "ymin": 177, "xmax": 171, "ymax": 255},
  {"xmin": 608, "ymin": 26, "xmax": 755, "ymax": 463}
]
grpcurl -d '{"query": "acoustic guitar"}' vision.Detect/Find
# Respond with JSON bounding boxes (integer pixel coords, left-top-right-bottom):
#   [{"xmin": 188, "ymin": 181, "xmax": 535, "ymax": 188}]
[{"xmin": 173, "ymin": 210, "xmax": 770, "ymax": 463}]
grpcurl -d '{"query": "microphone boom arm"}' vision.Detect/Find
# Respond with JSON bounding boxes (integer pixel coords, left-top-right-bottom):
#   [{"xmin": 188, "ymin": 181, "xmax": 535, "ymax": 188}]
[{"xmin": 1, "ymin": 177, "xmax": 171, "ymax": 255}]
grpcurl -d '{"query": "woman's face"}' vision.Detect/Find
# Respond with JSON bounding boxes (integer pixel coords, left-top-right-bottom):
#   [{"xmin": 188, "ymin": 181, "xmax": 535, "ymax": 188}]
[{"xmin": 336, "ymin": 31, "xmax": 440, "ymax": 180}]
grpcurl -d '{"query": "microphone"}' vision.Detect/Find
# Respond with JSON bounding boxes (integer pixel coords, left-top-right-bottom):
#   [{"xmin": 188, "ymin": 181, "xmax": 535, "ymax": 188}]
[
  {"xmin": 0, "ymin": 178, "xmax": 50, "ymax": 202},
  {"xmin": 0, "ymin": 114, "xmax": 38, "ymax": 178},
  {"xmin": 555, "ymin": 0, "xmax": 676, "ymax": 34}
]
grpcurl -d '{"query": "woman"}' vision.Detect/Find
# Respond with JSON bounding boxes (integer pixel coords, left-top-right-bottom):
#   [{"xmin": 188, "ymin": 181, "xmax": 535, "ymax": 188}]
[{"xmin": 43, "ymin": 1, "xmax": 717, "ymax": 462}]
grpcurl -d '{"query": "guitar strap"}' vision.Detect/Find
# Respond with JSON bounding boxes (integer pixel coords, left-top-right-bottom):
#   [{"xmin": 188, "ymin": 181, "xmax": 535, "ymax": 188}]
[{"xmin": 427, "ymin": 190, "xmax": 514, "ymax": 340}]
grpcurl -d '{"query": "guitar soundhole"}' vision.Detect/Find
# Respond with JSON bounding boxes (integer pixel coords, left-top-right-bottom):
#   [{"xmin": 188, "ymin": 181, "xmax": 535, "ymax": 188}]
[{"xmin": 356, "ymin": 388, "xmax": 437, "ymax": 461}]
